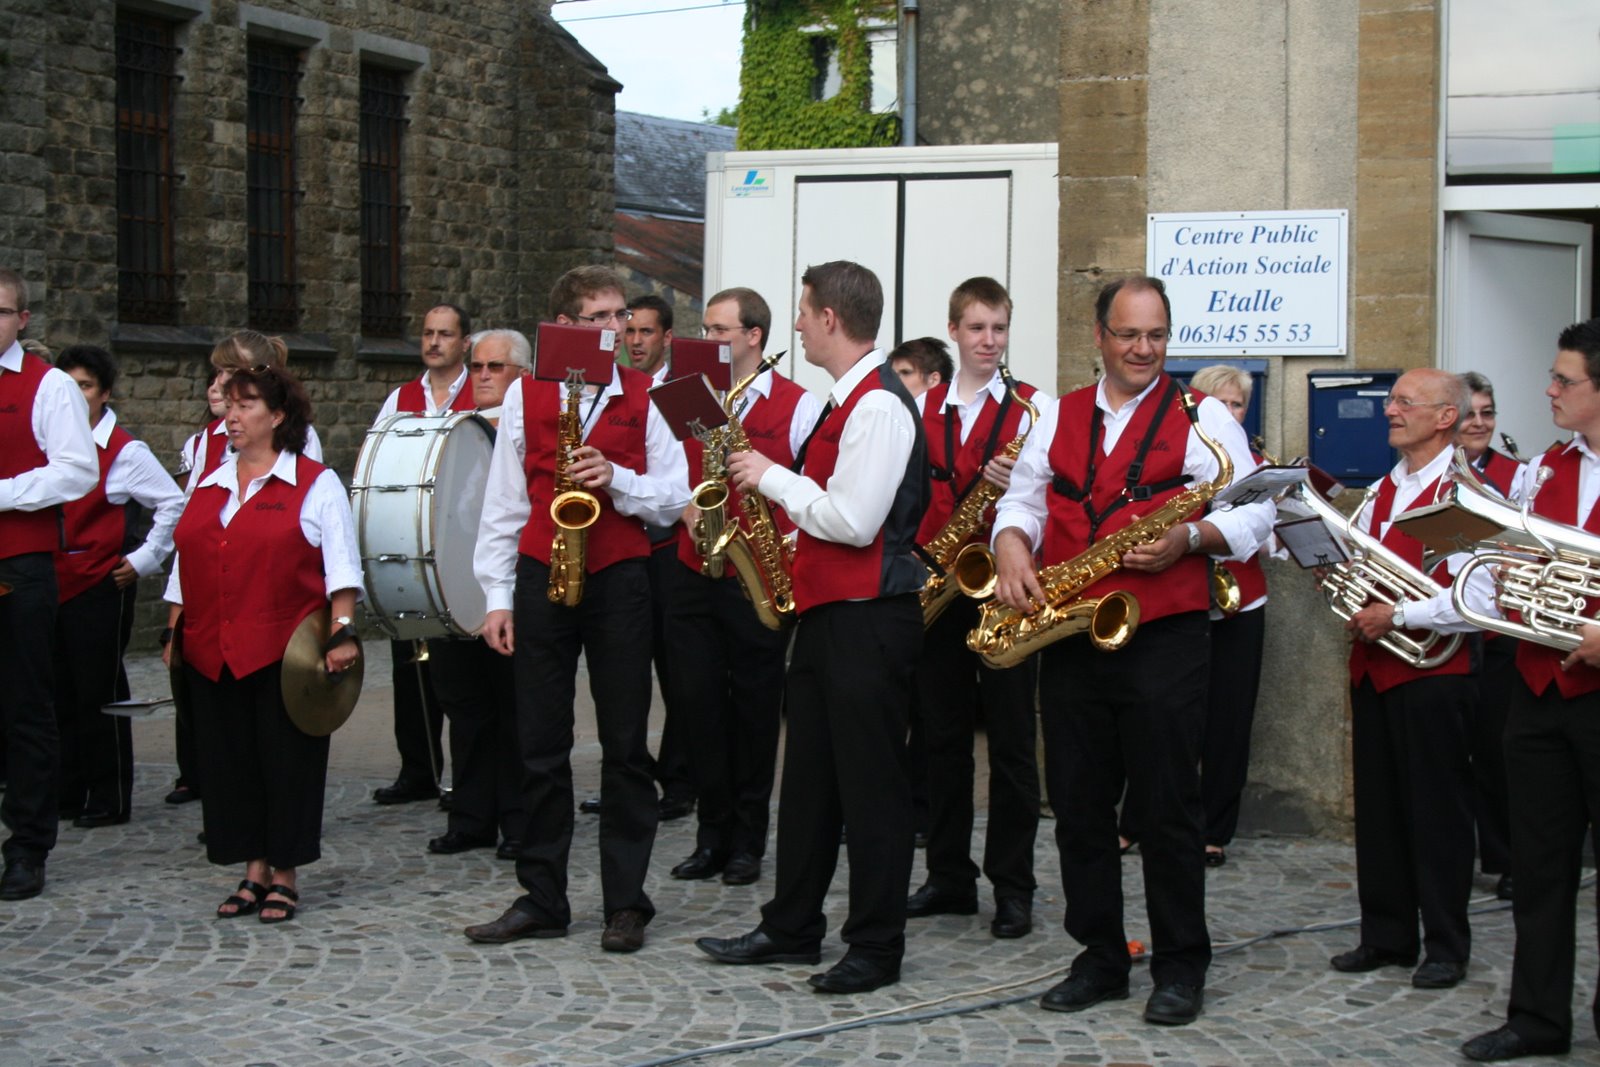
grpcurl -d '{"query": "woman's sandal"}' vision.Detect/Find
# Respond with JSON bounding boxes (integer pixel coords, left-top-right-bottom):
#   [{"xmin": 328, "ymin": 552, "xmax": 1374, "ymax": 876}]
[
  {"xmin": 258, "ymin": 883, "xmax": 299, "ymax": 925},
  {"xmin": 217, "ymin": 879, "xmax": 268, "ymax": 919}
]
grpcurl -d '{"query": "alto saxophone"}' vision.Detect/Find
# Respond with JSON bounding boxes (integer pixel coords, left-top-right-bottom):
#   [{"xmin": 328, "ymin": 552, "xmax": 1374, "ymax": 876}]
[
  {"xmin": 547, "ymin": 374, "xmax": 601, "ymax": 606},
  {"xmin": 689, "ymin": 425, "xmax": 730, "ymax": 579},
  {"xmin": 918, "ymin": 368, "xmax": 1040, "ymax": 628},
  {"xmin": 965, "ymin": 386, "xmax": 1233, "ymax": 669}
]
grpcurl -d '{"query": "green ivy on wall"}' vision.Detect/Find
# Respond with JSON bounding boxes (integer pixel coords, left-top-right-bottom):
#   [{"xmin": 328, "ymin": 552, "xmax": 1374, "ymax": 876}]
[{"xmin": 737, "ymin": 0, "xmax": 900, "ymax": 151}]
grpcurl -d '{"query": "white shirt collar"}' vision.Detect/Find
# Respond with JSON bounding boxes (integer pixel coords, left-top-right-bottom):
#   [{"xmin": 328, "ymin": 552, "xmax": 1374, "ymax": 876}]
[
  {"xmin": 211, "ymin": 419, "xmax": 229, "ymax": 437},
  {"xmin": 650, "ymin": 363, "xmax": 671, "ymax": 386},
  {"xmin": 1563, "ymin": 434, "xmax": 1598, "ymax": 462},
  {"xmin": 0, "ymin": 339, "xmax": 23, "ymax": 372},
  {"xmin": 421, "ymin": 364, "xmax": 470, "ymax": 403},
  {"xmin": 940, "ymin": 369, "xmax": 1006, "ymax": 413},
  {"xmin": 828, "ymin": 349, "xmax": 886, "ymax": 406},
  {"xmin": 92, "ymin": 407, "xmax": 119, "ymax": 449},
  {"xmin": 1393, "ymin": 442, "xmax": 1455, "ymax": 488},
  {"xmin": 197, "ymin": 447, "xmax": 301, "ymax": 491},
  {"xmin": 1094, "ymin": 374, "xmax": 1163, "ymax": 418}
]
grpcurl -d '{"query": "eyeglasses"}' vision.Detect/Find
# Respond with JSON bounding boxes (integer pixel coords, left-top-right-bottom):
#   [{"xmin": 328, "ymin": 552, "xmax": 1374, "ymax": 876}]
[
  {"xmin": 1102, "ymin": 327, "xmax": 1170, "ymax": 345},
  {"xmin": 1549, "ymin": 371, "xmax": 1593, "ymax": 391},
  {"xmin": 469, "ymin": 360, "xmax": 511, "ymax": 374},
  {"xmin": 577, "ymin": 309, "xmax": 631, "ymax": 326},
  {"xmin": 1463, "ymin": 408, "xmax": 1496, "ymax": 421},
  {"xmin": 1383, "ymin": 394, "xmax": 1448, "ymax": 411},
  {"xmin": 702, "ymin": 324, "xmax": 752, "ymax": 339}
]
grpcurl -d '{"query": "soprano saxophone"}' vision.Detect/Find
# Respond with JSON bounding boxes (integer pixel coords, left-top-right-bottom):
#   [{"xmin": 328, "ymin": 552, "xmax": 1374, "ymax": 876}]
[
  {"xmin": 547, "ymin": 374, "xmax": 601, "ymax": 606},
  {"xmin": 964, "ymin": 386, "xmax": 1233, "ymax": 669},
  {"xmin": 918, "ymin": 368, "xmax": 1039, "ymax": 628}
]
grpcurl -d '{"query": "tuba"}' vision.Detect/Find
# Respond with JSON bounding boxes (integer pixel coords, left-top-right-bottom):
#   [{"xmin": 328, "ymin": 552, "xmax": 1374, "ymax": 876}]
[
  {"xmin": 918, "ymin": 368, "xmax": 1040, "ymax": 628},
  {"xmin": 964, "ymin": 385, "xmax": 1233, "ymax": 669},
  {"xmin": 546, "ymin": 372, "xmax": 601, "ymax": 606}
]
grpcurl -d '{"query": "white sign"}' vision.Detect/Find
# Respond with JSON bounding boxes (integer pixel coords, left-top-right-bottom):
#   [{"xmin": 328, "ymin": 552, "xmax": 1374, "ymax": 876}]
[{"xmin": 1147, "ymin": 210, "xmax": 1348, "ymax": 356}]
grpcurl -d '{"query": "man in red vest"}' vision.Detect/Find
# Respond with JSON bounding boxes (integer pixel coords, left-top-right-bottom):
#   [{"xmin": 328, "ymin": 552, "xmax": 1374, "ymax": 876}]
[
  {"xmin": 696, "ymin": 260, "xmax": 929, "ymax": 995},
  {"xmin": 52, "ymin": 345, "xmax": 184, "ymax": 829},
  {"xmin": 907, "ymin": 277, "xmax": 1050, "ymax": 940},
  {"xmin": 1463, "ymin": 319, "xmax": 1600, "ymax": 1063},
  {"xmin": 464, "ymin": 266, "xmax": 688, "ymax": 954},
  {"xmin": 989, "ymin": 276, "xmax": 1269, "ymax": 1026},
  {"xmin": 660, "ymin": 286, "xmax": 821, "ymax": 888},
  {"xmin": 1327, "ymin": 368, "xmax": 1481, "ymax": 993},
  {"xmin": 0, "ymin": 269, "xmax": 98, "ymax": 901},
  {"xmin": 371, "ymin": 303, "xmax": 477, "ymax": 807}
]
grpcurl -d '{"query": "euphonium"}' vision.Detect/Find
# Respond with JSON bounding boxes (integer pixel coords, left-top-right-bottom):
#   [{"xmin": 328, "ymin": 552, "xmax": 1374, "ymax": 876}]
[
  {"xmin": 964, "ymin": 386, "xmax": 1233, "ymax": 669},
  {"xmin": 918, "ymin": 368, "xmax": 1040, "ymax": 628},
  {"xmin": 547, "ymin": 375, "xmax": 601, "ymax": 606}
]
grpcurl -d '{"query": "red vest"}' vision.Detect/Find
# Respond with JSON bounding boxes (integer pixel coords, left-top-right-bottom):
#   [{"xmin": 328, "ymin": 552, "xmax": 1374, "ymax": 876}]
[
  {"xmin": 55, "ymin": 422, "xmax": 134, "ymax": 602},
  {"xmin": 396, "ymin": 376, "xmax": 476, "ymax": 415},
  {"xmin": 197, "ymin": 419, "xmax": 228, "ymax": 482},
  {"xmin": 173, "ymin": 455, "xmax": 328, "ymax": 682},
  {"xmin": 1347, "ymin": 469, "xmax": 1473, "ymax": 692},
  {"xmin": 1516, "ymin": 444, "xmax": 1600, "ymax": 697},
  {"xmin": 676, "ymin": 371, "xmax": 806, "ymax": 571},
  {"xmin": 517, "ymin": 372, "xmax": 653, "ymax": 574},
  {"xmin": 1042, "ymin": 378, "xmax": 1209, "ymax": 624},
  {"xmin": 0, "ymin": 353, "xmax": 63, "ymax": 559},
  {"xmin": 1477, "ymin": 448, "xmax": 1521, "ymax": 497},
  {"xmin": 916, "ymin": 379, "xmax": 1039, "ymax": 545}
]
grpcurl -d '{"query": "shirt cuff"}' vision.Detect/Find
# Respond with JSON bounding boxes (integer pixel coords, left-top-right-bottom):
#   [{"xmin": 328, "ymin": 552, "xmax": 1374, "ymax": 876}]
[
  {"xmin": 486, "ymin": 585, "xmax": 514, "ymax": 614},
  {"xmin": 125, "ymin": 547, "xmax": 159, "ymax": 578},
  {"xmin": 992, "ymin": 514, "xmax": 1041, "ymax": 553}
]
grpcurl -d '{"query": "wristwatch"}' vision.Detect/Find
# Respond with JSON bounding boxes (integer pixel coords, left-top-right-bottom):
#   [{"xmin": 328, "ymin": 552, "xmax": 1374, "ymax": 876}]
[
  {"xmin": 1185, "ymin": 523, "xmax": 1203, "ymax": 553},
  {"xmin": 1392, "ymin": 602, "xmax": 1408, "ymax": 630},
  {"xmin": 332, "ymin": 615, "xmax": 355, "ymax": 630}
]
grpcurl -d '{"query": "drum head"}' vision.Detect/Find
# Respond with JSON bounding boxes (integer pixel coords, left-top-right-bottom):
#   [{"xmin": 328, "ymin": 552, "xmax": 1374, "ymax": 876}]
[{"xmin": 429, "ymin": 415, "xmax": 493, "ymax": 635}]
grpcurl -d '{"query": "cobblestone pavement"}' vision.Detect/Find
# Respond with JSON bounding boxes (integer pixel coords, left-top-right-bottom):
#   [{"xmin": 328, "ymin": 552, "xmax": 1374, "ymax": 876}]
[{"xmin": 3, "ymin": 654, "xmax": 1596, "ymax": 1065}]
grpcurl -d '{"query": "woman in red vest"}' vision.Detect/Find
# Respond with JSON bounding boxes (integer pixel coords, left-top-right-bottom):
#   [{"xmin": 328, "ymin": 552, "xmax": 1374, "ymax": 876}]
[{"xmin": 164, "ymin": 365, "xmax": 362, "ymax": 924}]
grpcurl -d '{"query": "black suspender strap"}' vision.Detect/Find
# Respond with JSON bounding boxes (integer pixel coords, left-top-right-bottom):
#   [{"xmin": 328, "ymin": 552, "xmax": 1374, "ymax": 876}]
[{"xmin": 790, "ymin": 401, "xmax": 833, "ymax": 473}]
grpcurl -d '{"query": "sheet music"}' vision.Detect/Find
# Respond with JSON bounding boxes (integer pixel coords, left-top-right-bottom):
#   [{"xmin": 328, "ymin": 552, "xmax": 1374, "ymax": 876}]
[{"xmin": 1275, "ymin": 516, "xmax": 1350, "ymax": 569}]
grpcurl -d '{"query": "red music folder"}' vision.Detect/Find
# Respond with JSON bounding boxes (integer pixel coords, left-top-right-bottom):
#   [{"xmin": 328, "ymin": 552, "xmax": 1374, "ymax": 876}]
[
  {"xmin": 650, "ymin": 374, "xmax": 729, "ymax": 442},
  {"xmin": 670, "ymin": 337, "xmax": 733, "ymax": 391},
  {"xmin": 534, "ymin": 323, "xmax": 616, "ymax": 386}
]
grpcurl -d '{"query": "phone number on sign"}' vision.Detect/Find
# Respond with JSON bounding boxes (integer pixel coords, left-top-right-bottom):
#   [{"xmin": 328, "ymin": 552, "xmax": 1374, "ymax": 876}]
[{"xmin": 1174, "ymin": 323, "xmax": 1313, "ymax": 345}]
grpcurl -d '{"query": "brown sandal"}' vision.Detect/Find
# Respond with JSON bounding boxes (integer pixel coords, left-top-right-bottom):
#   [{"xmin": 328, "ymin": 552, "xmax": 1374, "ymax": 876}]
[{"xmin": 217, "ymin": 879, "xmax": 267, "ymax": 918}]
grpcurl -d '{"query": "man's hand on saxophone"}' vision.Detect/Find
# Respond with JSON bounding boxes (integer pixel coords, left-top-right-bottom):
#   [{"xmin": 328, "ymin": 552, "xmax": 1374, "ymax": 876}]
[
  {"xmin": 1121, "ymin": 518, "xmax": 1223, "ymax": 574},
  {"xmin": 727, "ymin": 448, "xmax": 775, "ymax": 493},
  {"xmin": 993, "ymin": 527, "xmax": 1044, "ymax": 614},
  {"xmin": 566, "ymin": 445, "xmax": 614, "ymax": 490},
  {"xmin": 981, "ymin": 454, "xmax": 1016, "ymax": 492}
]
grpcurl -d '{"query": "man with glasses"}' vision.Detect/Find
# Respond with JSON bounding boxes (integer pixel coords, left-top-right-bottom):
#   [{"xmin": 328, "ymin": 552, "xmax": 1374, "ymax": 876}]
[{"xmin": 987, "ymin": 276, "xmax": 1268, "ymax": 1025}]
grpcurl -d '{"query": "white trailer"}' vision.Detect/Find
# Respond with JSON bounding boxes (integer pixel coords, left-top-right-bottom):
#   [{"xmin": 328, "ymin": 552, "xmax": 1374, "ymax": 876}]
[{"xmin": 702, "ymin": 143, "xmax": 1060, "ymax": 396}]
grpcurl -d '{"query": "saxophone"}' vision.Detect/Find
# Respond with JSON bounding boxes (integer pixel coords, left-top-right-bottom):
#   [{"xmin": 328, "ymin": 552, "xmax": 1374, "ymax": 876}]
[
  {"xmin": 547, "ymin": 374, "xmax": 601, "ymax": 606},
  {"xmin": 707, "ymin": 351, "xmax": 795, "ymax": 630},
  {"xmin": 918, "ymin": 368, "xmax": 1040, "ymax": 628},
  {"xmin": 689, "ymin": 426, "xmax": 730, "ymax": 579},
  {"xmin": 965, "ymin": 386, "xmax": 1233, "ymax": 669}
]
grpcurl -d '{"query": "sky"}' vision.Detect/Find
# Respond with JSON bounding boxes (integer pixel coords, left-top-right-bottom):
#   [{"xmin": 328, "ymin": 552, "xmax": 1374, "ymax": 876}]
[{"xmin": 552, "ymin": 0, "xmax": 747, "ymax": 124}]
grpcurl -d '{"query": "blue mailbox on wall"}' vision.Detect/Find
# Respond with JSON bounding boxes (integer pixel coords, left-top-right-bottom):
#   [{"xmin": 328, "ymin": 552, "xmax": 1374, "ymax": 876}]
[
  {"xmin": 1166, "ymin": 358, "xmax": 1268, "ymax": 441},
  {"xmin": 1307, "ymin": 370, "xmax": 1398, "ymax": 488}
]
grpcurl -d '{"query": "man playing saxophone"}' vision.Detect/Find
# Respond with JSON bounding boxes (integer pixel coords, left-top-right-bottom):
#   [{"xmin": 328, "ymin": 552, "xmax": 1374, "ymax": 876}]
[
  {"xmin": 907, "ymin": 277, "xmax": 1051, "ymax": 940},
  {"xmin": 660, "ymin": 287, "xmax": 821, "ymax": 887},
  {"xmin": 989, "ymin": 276, "xmax": 1270, "ymax": 1027}
]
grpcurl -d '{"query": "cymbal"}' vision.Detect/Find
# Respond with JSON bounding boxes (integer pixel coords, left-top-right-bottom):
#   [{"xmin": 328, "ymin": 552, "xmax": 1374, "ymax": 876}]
[{"xmin": 281, "ymin": 608, "xmax": 364, "ymax": 737}]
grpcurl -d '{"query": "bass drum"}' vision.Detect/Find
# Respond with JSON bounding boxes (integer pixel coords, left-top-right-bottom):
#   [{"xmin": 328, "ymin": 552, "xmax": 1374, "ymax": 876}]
[{"xmin": 351, "ymin": 411, "xmax": 494, "ymax": 640}]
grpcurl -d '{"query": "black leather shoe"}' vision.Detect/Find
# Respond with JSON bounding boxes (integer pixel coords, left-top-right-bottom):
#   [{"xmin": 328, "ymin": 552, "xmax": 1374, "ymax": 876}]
[
  {"xmin": 1462, "ymin": 1025, "xmax": 1569, "ymax": 1062},
  {"xmin": 906, "ymin": 882, "xmax": 979, "ymax": 917},
  {"xmin": 72, "ymin": 810, "xmax": 130, "ymax": 829},
  {"xmin": 495, "ymin": 840, "xmax": 521, "ymax": 861},
  {"xmin": 464, "ymin": 907, "xmax": 567, "ymax": 944},
  {"xmin": 579, "ymin": 796, "xmax": 601, "ymax": 814},
  {"xmin": 659, "ymin": 794, "xmax": 695, "ymax": 821},
  {"xmin": 808, "ymin": 955, "xmax": 900, "ymax": 994},
  {"xmin": 374, "ymin": 779, "xmax": 438, "ymax": 805},
  {"xmin": 1205, "ymin": 848, "xmax": 1227, "ymax": 867},
  {"xmin": 601, "ymin": 909, "xmax": 647, "ymax": 953},
  {"xmin": 0, "ymin": 858, "xmax": 46, "ymax": 901},
  {"xmin": 671, "ymin": 847, "xmax": 727, "ymax": 880},
  {"xmin": 1412, "ymin": 958, "xmax": 1467, "ymax": 989},
  {"xmin": 164, "ymin": 785, "xmax": 200, "ymax": 805},
  {"xmin": 428, "ymin": 830, "xmax": 495, "ymax": 855},
  {"xmin": 722, "ymin": 853, "xmax": 761, "ymax": 885},
  {"xmin": 1496, "ymin": 873, "xmax": 1514, "ymax": 901},
  {"xmin": 1330, "ymin": 944, "xmax": 1417, "ymax": 972},
  {"xmin": 696, "ymin": 928, "xmax": 821, "ymax": 965},
  {"xmin": 1040, "ymin": 970, "xmax": 1130, "ymax": 1013},
  {"xmin": 990, "ymin": 897, "xmax": 1032, "ymax": 939},
  {"xmin": 1144, "ymin": 982, "xmax": 1203, "ymax": 1025}
]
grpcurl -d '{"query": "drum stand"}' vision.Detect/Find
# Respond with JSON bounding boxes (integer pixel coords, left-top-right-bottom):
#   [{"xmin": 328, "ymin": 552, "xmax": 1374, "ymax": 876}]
[{"xmin": 411, "ymin": 639, "xmax": 450, "ymax": 805}]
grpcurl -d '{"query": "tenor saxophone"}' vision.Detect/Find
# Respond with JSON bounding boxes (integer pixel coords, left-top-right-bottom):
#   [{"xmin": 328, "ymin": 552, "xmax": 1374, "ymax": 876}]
[
  {"xmin": 918, "ymin": 368, "xmax": 1039, "ymax": 628},
  {"xmin": 964, "ymin": 386, "xmax": 1233, "ymax": 669},
  {"xmin": 547, "ymin": 375, "xmax": 601, "ymax": 606}
]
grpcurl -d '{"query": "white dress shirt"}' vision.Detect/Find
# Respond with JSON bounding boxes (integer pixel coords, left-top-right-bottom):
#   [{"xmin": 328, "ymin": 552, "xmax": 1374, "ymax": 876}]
[
  {"xmin": 181, "ymin": 419, "xmax": 323, "ymax": 496},
  {"xmin": 92, "ymin": 409, "xmax": 186, "ymax": 577},
  {"xmin": 373, "ymin": 365, "xmax": 471, "ymax": 424},
  {"xmin": 476, "ymin": 367, "xmax": 691, "ymax": 614},
  {"xmin": 938, "ymin": 369, "xmax": 1054, "ymax": 445},
  {"xmin": 0, "ymin": 340, "xmax": 98, "ymax": 512},
  {"xmin": 1511, "ymin": 435, "xmax": 1597, "ymax": 515},
  {"xmin": 733, "ymin": 367, "xmax": 826, "ymax": 459},
  {"xmin": 757, "ymin": 350, "xmax": 917, "ymax": 548},
  {"xmin": 164, "ymin": 448, "xmax": 364, "ymax": 606},
  {"xmin": 994, "ymin": 376, "xmax": 1274, "ymax": 561}
]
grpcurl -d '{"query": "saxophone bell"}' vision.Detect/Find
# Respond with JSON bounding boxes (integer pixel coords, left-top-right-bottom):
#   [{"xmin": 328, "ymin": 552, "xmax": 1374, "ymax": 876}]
[{"xmin": 691, "ymin": 478, "xmax": 730, "ymax": 579}]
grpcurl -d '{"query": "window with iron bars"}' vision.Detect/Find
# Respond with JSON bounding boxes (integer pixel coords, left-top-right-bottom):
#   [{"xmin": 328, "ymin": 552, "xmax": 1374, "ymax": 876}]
[
  {"xmin": 116, "ymin": 12, "xmax": 181, "ymax": 325},
  {"xmin": 360, "ymin": 65, "xmax": 408, "ymax": 337},
  {"xmin": 247, "ymin": 41, "xmax": 303, "ymax": 331}
]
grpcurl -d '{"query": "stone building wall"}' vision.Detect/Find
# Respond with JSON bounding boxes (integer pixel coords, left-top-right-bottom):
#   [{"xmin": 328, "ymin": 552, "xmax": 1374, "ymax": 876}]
[{"xmin": 908, "ymin": 0, "xmax": 1060, "ymax": 147}]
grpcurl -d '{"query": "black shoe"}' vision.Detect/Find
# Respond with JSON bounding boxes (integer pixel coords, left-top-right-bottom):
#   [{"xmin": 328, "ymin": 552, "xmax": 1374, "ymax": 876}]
[
  {"xmin": 601, "ymin": 909, "xmax": 647, "ymax": 953},
  {"xmin": 464, "ymin": 907, "xmax": 567, "ymax": 944},
  {"xmin": 990, "ymin": 897, "xmax": 1032, "ymax": 939},
  {"xmin": 1330, "ymin": 944, "xmax": 1417, "ymax": 973},
  {"xmin": 1205, "ymin": 847, "xmax": 1227, "ymax": 867},
  {"xmin": 1412, "ymin": 958, "xmax": 1467, "ymax": 989},
  {"xmin": 72, "ymin": 810, "xmax": 130, "ymax": 829},
  {"xmin": 1144, "ymin": 982, "xmax": 1203, "ymax": 1025},
  {"xmin": 374, "ymin": 779, "xmax": 438, "ymax": 805},
  {"xmin": 495, "ymin": 840, "xmax": 521, "ymax": 861},
  {"xmin": 905, "ymin": 882, "xmax": 979, "ymax": 918},
  {"xmin": 671, "ymin": 848, "xmax": 727, "ymax": 880},
  {"xmin": 1040, "ymin": 970, "xmax": 1130, "ymax": 1013},
  {"xmin": 0, "ymin": 858, "xmax": 46, "ymax": 901},
  {"xmin": 696, "ymin": 929, "xmax": 822, "ymax": 965},
  {"xmin": 1496, "ymin": 873, "xmax": 1514, "ymax": 901},
  {"xmin": 164, "ymin": 785, "xmax": 200, "ymax": 805},
  {"xmin": 427, "ymin": 830, "xmax": 495, "ymax": 855},
  {"xmin": 659, "ymin": 794, "xmax": 695, "ymax": 821},
  {"xmin": 722, "ymin": 853, "xmax": 761, "ymax": 885},
  {"xmin": 578, "ymin": 796, "xmax": 602, "ymax": 815},
  {"xmin": 808, "ymin": 955, "xmax": 900, "ymax": 994},
  {"xmin": 1461, "ymin": 1025, "xmax": 1569, "ymax": 1062}
]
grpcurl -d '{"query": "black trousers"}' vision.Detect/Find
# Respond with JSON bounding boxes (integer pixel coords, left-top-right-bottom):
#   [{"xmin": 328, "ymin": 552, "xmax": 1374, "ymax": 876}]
[
  {"xmin": 661, "ymin": 560, "xmax": 787, "ymax": 858},
  {"xmin": 53, "ymin": 576, "xmax": 135, "ymax": 818},
  {"xmin": 188, "ymin": 661, "xmax": 329, "ymax": 869},
  {"xmin": 759, "ymin": 595, "xmax": 922, "ymax": 966},
  {"xmin": 1503, "ymin": 679, "xmax": 1600, "ymax": 1047},
  {"xmin": 511, "ymin": 555, "xmax": 657, "ymax": 926},
  {"xmin": 915, "ymin": 595, "xmax": 1039, "ymax": 901},
  {"xmin": 1199, "ymin": 605, "xmax": 1266, "ymax": 846},
  {"xmin": 0, "ymin": 552, "xmax": 60, "ymax": 863},
  {"xmin": 1470, "ymin": 635, "xmax": 1516, "ymax": 875},
  {"xmin": 427, "ymin": 636, "xmax": 523, "ymax": 842},
  {"xmin": 1350, "ymin": 674, "xmax": 1475, "ymax": 964},
  {"xmin": 390, "ymin": 637, "xmax": 444, "ymax": 788},
  {"xmin": 1042, "ymin": 611, "xmax": 1211, "ymax": 987},
  {"xmin": 647, "ymin": 540, "xmax": 692, "ymax": 801}
]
